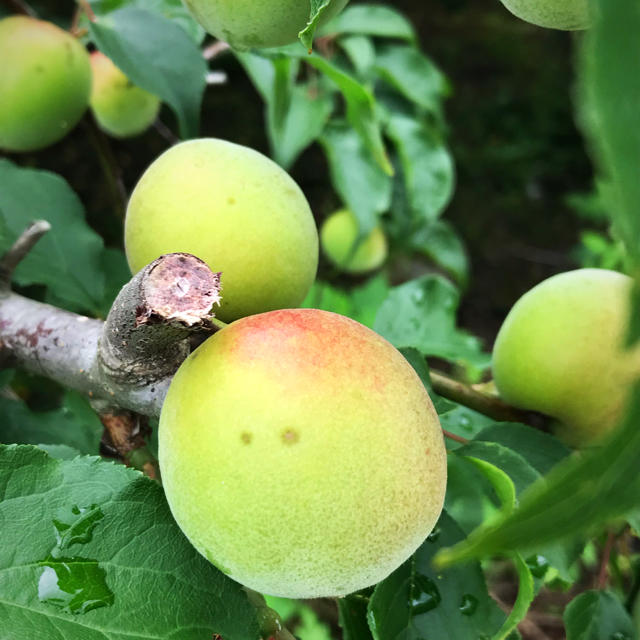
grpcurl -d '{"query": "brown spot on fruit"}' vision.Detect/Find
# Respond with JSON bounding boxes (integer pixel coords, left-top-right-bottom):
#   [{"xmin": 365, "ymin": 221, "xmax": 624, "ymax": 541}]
[
  {"xmin": 240, "ymin": 431, "xmax": 252, "ymax": 445},
  {"xmin": 281, "ymin": 428, "xmax": 299, "ymax": 445}
]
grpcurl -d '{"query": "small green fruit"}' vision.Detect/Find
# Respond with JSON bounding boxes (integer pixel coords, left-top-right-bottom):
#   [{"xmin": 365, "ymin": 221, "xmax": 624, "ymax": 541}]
[
  {"xmin": 493, "ymin": 269, "xmax": 640, "ymax": 445},
  {"xmin": 89, "ymin": 52, "xmax": 160, "ymax": 139},
  {"xmin": 320, "ymin": 209, "xmax": 388, "ymax": 274},
  {"xmin": 0, "ymin": 16, "xmax": 91, "ymax": 152},
  {"xmin": 498, "ymin": 0, "xmax": 590, "ymax": 30},
  {"xmin": 159, "ymin": 309, "xmax": 447, "ymax": 598},
  {"xmin": 183, "ymin": 0, "xmax": 350, "ymax": 49},
  {"xmin": 125, "ymin": 138, "xmax": 318, "ymax": 322}
]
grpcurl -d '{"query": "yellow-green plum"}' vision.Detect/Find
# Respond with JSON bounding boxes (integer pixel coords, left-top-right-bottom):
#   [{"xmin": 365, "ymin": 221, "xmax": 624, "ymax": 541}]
[
  {"xmin": 499, "ymin": 0, "xmax": 590, "ymax": 30},
  {"xmin": 125, "ymin": 138, "xmax": 318, "ymax": 322},
  {"xmin": 493, "ymin": 269, "xmax": 640, "ymax": 446},
  {"xmin": 0, "ymin": 16, "xmax": 91, "ymax": 152},
  {"xmin": 159, "ymin": 309, "xmax": 447, "ymax": 598},
  {"xmin": 320, "ymin": 209, "xmax": 388, "ymax": 275},
  {"xmin": 183, "ymin": 0, "xmax": 350, "ymax": 49},
  {"xmin": 89, "ymin": 52, "xmax": 160, "ymax": 139}
]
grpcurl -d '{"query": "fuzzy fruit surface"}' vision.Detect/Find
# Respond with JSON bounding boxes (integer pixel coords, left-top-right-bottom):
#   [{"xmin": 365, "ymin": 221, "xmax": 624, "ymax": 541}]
[
  {"xmin": 159, "ymin": 309, "xmax": 447, "ymax": 598},
  {"xmin": 89, "ymin": 52, "xmax": 160, "ymax": 139},
  {"xmin": 321, "ymin": 209, "xmax": 388, "ymax": 275},
  {"xmin": 125, "ymin": 139, "xmax": 318, "ymax": 322},
  {"xmin": 0, "ymin": 16, "xmax": 91, "ymax": 152},
  {"xmin": 493, "ymin": 269, "xmax": 640, "ymax": 446},
  {"xmin": 499, "ymin": 0, "xmax": 589, "ymax": 30},
  {"xmin": 183, "ymin": 0, "xmax": 349, "ymax": 49}
]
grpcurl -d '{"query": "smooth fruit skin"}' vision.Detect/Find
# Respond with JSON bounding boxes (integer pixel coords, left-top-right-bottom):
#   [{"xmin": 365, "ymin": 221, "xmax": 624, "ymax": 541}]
[
  {"xmin": 183, "ymin": 0, "xmax": 350, "ymax": 49},
  {"xmin": 125, "ymin": 139, "xmax": 318, "ymax": 322},
  {"xmin": 493, "ymin": 269, "xmax": 640, "ymax": 446},
  {"xmin": 89, "ymin": 52, "xmax": 160, "ymax": 139},
  {"xmin": 159, "ymin": 309, "xmax": 447, "ymax": 598},
  {"xmin": 499, "ymin": 0, "xmax": 589, "ymax": 30},
  {"xmin": 0, "ymin": 16, "xmax": 91, "ymax": 152},
  {"xmin": 320, "ymin": 209, "xmax": 388, "ymax": 275}
]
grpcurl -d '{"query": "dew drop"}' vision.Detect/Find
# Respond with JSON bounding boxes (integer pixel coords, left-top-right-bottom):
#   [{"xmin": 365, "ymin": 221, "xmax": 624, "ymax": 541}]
[
  {"xmin": 410, "ymin": 575, "xmax": 441, "ymax": 615},
  {"xmin": 525, "ymin": 554, "xmax": 549, "ymax": 579},
  {"xmin": 426, "ymin": 526, "xmax": 441, "ymax": 543},
  {"xmin": 459, "ymin": 594, "xmax": 479, "ymax": 616},
  {"xmin": 411, "ymin": 289, "xmax": 425, "ymax": 303}
]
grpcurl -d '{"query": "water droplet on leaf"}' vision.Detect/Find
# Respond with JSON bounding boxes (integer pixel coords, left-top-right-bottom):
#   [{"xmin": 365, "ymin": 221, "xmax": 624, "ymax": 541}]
[
  {"xmin": 525, "ymin": 554, "xmax": 549, "ymax": 578},
  {"xmin": 426, "ymin": 526, "xmax": 441, "ymax": 543},
  {"xmin": 410, "ymin": 575, "xmax": 441, "ymax": 615},
  {"xmin": 459, "ymin": 594, "xmax": 478, "ymax": 616}
]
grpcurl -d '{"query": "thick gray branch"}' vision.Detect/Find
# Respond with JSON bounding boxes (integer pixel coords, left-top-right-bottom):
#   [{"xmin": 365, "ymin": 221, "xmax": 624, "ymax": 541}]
[{"xmin": 0, "ymin": 253, "xmax": 221, "ymax": 417}]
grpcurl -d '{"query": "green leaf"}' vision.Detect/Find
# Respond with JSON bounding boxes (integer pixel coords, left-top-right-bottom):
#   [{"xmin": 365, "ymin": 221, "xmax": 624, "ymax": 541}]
[
  {"xmin": 564, "ymin": 590, "xmax": 637, "ymax": 640},
  {"xmin": 339, "ymin": 35, "xmax": 376, "ymax": 76},
  {"xmin": 0, "ymin": 160, "xmax": 105, "ymax": 313},
  {"xmin": 374, "ymin": 275, "xmax": 490, "ymax": 368},
  {"xmin": 0, "ymin": 444, "xmax": 260, "ymax": 639},
  {"xmin": 299, "ymin": 0, "xmax": 338, "ymax": 51},
  {"xmin": 265, "ymin": 595, "xmax": 333, "ymax": 640},
  {"xmin": 435, "ymin": 383, "xmax": 640, "ymax": 568},
  {"xmin": 579, "ymin": 0, "xmax": 640, "ymax": 261},
  {"xmin": 0, "ymin": 392, "xmax": 103, "ymax": 454},
  {"xmin": 367, "ymin": 511, "xmax": 506, "ymax": 640},
  {"xmin": 90, "ymin": 8, "xmax": 206, "ymax": 138},
  {"xmin": 374, "ymin": 45, "xmax": 449, "ymax": 115},
  {"xmin": 338, "ymin": 595, "xmax": 374, "ymax": 640},
  {"xmin": 37, "ymin": 444, "xmax": 83, "ymax": 461},
  {"xmin": 237, "ymin": 53, "xmax": 333, "ymax": 169},
  {"xmin": 386, "ymin": 114, "xmax": 455, "ymax": 224},
  {"xmin": 89, "ymin": 0, "xmax": 205, "ymax": 42},
  {"xmin": 323, "ymin": 4, "xmax": 416, "ymax": 42},
  {"xmin": 491, "ymin": 554, "xmax": 534, "ymax": 640},
  {"xmin": 409, "ymin": 220, "xmax": 468, "ymax": 286},
  {"xmin": 321, "ymin": 122, "xmax": 393, "ymax": 234}
]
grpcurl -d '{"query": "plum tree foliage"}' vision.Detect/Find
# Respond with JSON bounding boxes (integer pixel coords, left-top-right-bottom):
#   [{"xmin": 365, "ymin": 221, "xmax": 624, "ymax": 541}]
[
  {"xmin": 182, "ymin": 0, "xmax": 350, "ymax": 49},
  {"xmin": 124, "ymin": 138, "xmax": 319, "ymax": 322},
  {"xmin": 159, "ymin": 309, "xmax": 447, "ymax": 598},
  {"xmin": 89, "ymin": 52, "xmax": 160, "ymax": 139},
  {"xmin": 0, "ymin": 16, "xmax": 91, "ymax": 152}
]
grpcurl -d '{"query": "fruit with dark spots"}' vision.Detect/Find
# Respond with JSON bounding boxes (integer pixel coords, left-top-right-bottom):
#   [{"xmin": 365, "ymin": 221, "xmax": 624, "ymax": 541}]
[{"xmin": 159, "ymin": 308, "xmax": 447, "ymax": 598}]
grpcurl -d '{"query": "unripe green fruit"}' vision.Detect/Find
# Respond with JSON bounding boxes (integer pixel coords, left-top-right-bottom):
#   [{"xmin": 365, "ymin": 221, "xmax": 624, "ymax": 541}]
[
  {"xmin": 159, "ymin": 309, "xmax": 447, "ymax": 598},
  {"xmin": 0, "ymin": 16, "xmax": 91, "ymax": 152},
  {"xmin": 493, "ymin": 269, "xmax": 640, "ymax": 446},
  {"xmin": 125, "ymin": 139, "xmax": 318, "ymax": 322},
  {"xmin": 320, "ymin": 209, "xmax": 388, "ymax": 275},
  {"xmin": 183, "ymin": 0, "xmax": 350, "ymax": 49},
  {"xmin": 498, "ymin": 0, "xmax": 589, "ymax": 30},
  {"xmin": 89, "ymin": 52, "xmax": 160, "ymax": 139}
]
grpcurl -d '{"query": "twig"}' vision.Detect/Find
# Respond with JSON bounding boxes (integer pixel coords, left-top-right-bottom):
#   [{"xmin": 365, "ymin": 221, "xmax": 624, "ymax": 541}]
[
  {"xmin": 430, "ymin": 370, "xmax": 546, "ymax": 427},
  {"xmin": 2, "ymin": 0, "xmax": 36, "ymax": 16},
  {"xmin": 202, "ymin": 40, "xmax": 230, "ymax": 60},
  {"xmin": 0, "ymin": 220, "xmax": 51, "ymax": 291},
  {"xmin": 153, "ymin": 118, "xmax": 180, "ymax": 145},
  {"xmin": 443, "ymin": 429, "xmax": 469, "ymax": 445},
  {"xmin": 597, "ymin": 530, "xmax": 616, "ymax": 589},
  {"xmin": 76, "ymin": 0, "xmax": 96, "ymax": 22}
]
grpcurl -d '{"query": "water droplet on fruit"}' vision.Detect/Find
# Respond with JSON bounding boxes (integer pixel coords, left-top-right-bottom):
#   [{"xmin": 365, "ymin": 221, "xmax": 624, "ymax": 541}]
[
  {"xmin": 38, "ymin": 557, "xmax": 114, "ymax": 614},
  {"xmin": 459, "ymin": 594, "xmax": 478, "ymax": 616},
  {"xmin": 525, "ymin": 554, "xmax": 549, "ymax": 578},
  {"xmin": 410, "ymin": 575, "xmax": 441, "ymax": 614}
]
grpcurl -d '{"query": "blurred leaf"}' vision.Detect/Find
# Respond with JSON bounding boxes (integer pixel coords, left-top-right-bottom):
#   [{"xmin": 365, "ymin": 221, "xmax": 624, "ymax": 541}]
[
  {"xmin": 265, "ymin": 595, "xmax": 333, "ymax": 640},
  {"xmin": 237, "ymin": 53, "xmax": 333, "ymax": 169},
  {"xmin": 36, "ymin": 444, "xmax": 82, "ymax": 460},
  {"xmin": 409, "ymin": 220, "xmax": 468, "ymax": 286},
  {"xmin": 339, "ymin": 595, "xmax": 374, "ymax": 640},
  {"xmin": 321, "ymin": 122, "xmax": 392, "ymax": 234},
  {"xmin": 375, "ymin": 45, "xmax": 449, "ymax": 115},
  {"xmin": 0, "ymin": 160, "xmax": 105, "ymax": 312},
  {"xmin": 339, "ymin": 35, "xmax": 376, "ymax": 76},
  {"xmin": 579, "ymin": 0, "xmax": 640, "ymax": 261},
  {"xmin": 374, "ymin": 275, "xmax": 490, "ymax": 368},
  {"xmin": 435, "ymin": 384, "xmax": 640, "ymax": 568},
  {"xmin": 323, "ymin": 4, "xmax": 416, "ymax": 42},
  {"xmin": 491, "ymin": 554, "xmax": 533, "ymax": 640},
  {"xmin": 300, "ymin": 0, "xmax": 339, "ymax": 51},
  {"xmin": 367, "ymin": 511, "xmax": 506, "ymax": 640},
  {"xmin": 0, "ymin": 445, "xmax": 260, "ymax": 639},
  {"xmin": 88, "ymin": 0, "xmax": 205, "ymax": 42},
  {"xmin": 386, "ymin": 114, "xmax": 455, "ymax": 224},
  {"xmin": 97, "ymin": 247, "xmax": 130, "ymax": 318},
  {"xmin": 563, "ymin": 590, "xmax": 637, "ymax": 640},
  {"xmin": 0, "ymin": 392, "xmax": 102, "ymax": 454},
  {"xmin": 90, "ymin": 8, "xmax": 206, "ymax": 138}
]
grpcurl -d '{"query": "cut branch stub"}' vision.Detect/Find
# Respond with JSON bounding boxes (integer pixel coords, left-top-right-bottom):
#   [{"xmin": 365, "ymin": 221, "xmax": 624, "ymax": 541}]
[{"xmin": 99, "ymin": 253, "xmax": 221, "ymax": 386}]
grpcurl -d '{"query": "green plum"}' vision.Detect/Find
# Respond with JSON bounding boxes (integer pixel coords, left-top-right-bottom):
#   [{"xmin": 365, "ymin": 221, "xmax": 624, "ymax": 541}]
[
  {"xmin": 0, "ymin": 16, "xmax": 91, "ymax": 152},
  {"xmin": 493, "ymin": 269, "xmax": 640, "ymax": 446},
  {"xmin": 320, "ymin": 209, "xmax": 388, "ymax": 275},
  {"xmin": 499, "ymin": 0, "xmax": 590, "ymax": 30},
  {"xmin": 159, "ymin": 308, "xmax": 447, "ymax": 598},
  {"xmin": 183, "ymin": 0, "xmax": 350, "ymax": 49},
  {"xmin": 90, "ymin": 52, "xmax": 160, "ymax": 139},
  {"xmin": 125, "ymin": 138, "xmax": 318, "ymax": 322}
]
